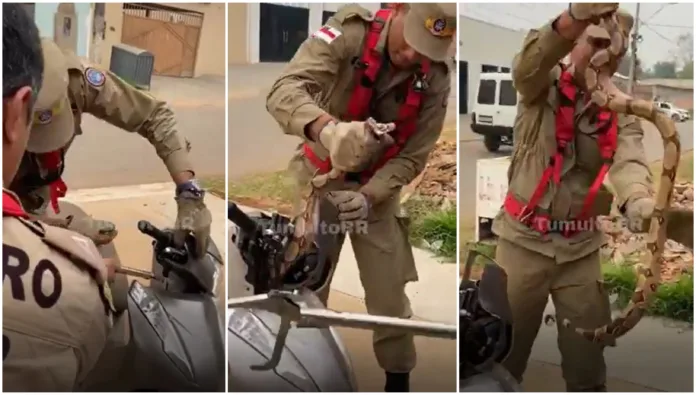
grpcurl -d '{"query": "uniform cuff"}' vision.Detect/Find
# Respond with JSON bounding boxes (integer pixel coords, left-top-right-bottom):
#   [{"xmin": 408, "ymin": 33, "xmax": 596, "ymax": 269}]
[
  {"xmin": 163, "ymin": 150, "xmax": 194, "ymax": 176},
  {"xmin": 289, "ymin": 102, "xmax": 328, "ymax": 140},
  {"xmin": 616, "ymin": 183, "xmax": 652, "ymax": 211}
]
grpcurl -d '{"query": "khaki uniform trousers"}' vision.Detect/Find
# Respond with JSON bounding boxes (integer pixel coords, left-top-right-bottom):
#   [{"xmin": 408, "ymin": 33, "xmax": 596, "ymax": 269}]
[
  {"xmin": 496, "ymin": 238, "xmax": 612, "ymax": 391},
  {"xmin": 289, "ymin": 154, "xmax": 419, "ymax": 373}
]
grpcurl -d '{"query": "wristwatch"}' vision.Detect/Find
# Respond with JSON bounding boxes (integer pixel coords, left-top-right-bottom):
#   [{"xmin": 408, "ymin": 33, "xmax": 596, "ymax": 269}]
[{"xmin": 176, "ymin": 179, "xmax": 205, "ymax": 198}]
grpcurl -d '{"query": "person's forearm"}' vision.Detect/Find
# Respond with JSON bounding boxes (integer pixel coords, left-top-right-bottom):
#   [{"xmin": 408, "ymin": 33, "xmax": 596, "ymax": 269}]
[
  {"xmin": 172, "ymin": 170, "xmax": 194, "ymax": 185},
  {"xmin": 305, "ymin": 113, "xmax": 336, "ymax": 142},
  {"xmin": 554, "ymin": 9, "xmax": 592, "ymax": 41},
  {"xmin": 511, "ymin": 11, "xmax": 586, "ymax": 102}
]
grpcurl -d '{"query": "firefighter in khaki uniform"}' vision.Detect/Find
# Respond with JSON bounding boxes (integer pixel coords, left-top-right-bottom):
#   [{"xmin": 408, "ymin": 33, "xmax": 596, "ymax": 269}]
[
  {"xmin": 491, "ymin": 3, "xmax": 654, "ymax": 391},
  {"xmin": 10, "ymin": 38, "xmax": 212, "ymax": 311},
  {"xmin": 266, "ymin": 3, "xmax": 455, "ymax": 391},
  {"xmin": 3, "ymin": 4, "xmax": 114, "ymax": 390},
  {"xmin": 10, "ymin": 38, "xmax": 212, "ymax": 255}
]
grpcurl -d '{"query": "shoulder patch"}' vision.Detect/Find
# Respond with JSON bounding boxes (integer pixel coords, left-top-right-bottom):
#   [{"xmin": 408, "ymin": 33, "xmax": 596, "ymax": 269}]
[
  {"xmin": 312, "ymin": 25, "xmax": 342, "ymax": 44},
  {"xmin": 85, "ymin": 67, "xmax": 106, "ymax": 87}
]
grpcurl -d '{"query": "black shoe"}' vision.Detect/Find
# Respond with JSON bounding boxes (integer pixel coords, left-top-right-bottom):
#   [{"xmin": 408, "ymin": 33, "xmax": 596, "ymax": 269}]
[{"xmin": 385, "ymin": 372, "xmax": 410, "ymax": 392}]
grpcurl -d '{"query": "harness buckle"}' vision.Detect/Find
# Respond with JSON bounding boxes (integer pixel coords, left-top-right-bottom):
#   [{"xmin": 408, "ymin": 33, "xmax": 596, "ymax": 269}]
[
  {"xmin": 517, "ymin": 206, "xmax": 534, "ymax": 224},
  {"xmin": 412, "ymin": 71, "xmax": 428, "ymax": 93}
]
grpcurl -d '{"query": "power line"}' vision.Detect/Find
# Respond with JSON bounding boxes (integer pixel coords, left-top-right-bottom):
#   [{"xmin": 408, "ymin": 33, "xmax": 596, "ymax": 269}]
[
  {"xmin": 645, "ymin": 22, "xmax": 693, "ymax": 29},
  {"xmin": 641, "ymin": 22, "xmax": 679, "ymax": 46},
  {"xmin": 642, "ymin": 3, "xmax": 677, "ymax": 23}
]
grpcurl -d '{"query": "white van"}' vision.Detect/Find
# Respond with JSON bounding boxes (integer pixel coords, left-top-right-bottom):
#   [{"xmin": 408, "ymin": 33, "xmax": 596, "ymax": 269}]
[{"xmin": 470, "ymin": 72, "xmax": 519, "ymax": 152}]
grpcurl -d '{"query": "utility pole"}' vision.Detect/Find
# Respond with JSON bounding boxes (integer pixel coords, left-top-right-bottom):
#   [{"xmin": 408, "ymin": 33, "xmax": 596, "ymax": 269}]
[{"xmin": 627, "ymin": 3, "xmax": 641, "ymax": 95}]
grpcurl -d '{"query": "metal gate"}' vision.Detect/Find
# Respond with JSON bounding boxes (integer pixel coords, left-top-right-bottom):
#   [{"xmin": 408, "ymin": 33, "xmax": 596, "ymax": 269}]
[
  {"xmin": 259, "ymin": 3, "xmax": 309, "ymax": 62},
  {"xmin": 121, "ymin": 3, "xmax": 203, "ymax": 77}
]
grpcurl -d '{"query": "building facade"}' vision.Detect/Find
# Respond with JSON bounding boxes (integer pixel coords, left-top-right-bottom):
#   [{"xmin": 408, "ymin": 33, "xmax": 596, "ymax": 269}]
[
  {"xmin": 458, "ymin": 15, "xmax": 526, "ymax": 114},
  {"xmin": 229, "ymin": 2, "xmax": 384, "ymax": 65},
  {"xmin": 23, "ymin": 2, "xmax": 225, "ymax": 78}
]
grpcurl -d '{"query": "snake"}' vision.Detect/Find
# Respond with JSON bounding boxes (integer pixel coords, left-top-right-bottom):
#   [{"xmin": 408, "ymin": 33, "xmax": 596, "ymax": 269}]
[
  {"xmin": 544, "ymin": 13, "xmax": 681, "ymax": 344},
  {"xmin": 274, "ymin": 118, "xmax": 396, "ymax": 287}
]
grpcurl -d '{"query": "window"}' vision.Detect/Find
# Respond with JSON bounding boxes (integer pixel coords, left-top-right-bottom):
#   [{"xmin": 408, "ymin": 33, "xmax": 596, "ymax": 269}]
[
  {"xmin": 500, "ymin": 67, "xmax": 511, "ymax": 73},
  {"xmin": 499, "ymin": 80, "xmax": 517, "ymax": 106},
  {"xmin": 660, "ymin": 103, "xmax": 670, "ymax": 109},
  {"xmin": 477, "ymin": 80, "xmax": 496, "ymax": 105},
  {"xmin": 481, "ymin": 64, "xmax": 499, "ymax": 73}
]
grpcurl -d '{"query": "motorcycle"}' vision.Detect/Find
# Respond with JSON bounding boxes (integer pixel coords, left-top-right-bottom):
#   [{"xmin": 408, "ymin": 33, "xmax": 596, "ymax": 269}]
[
  {"xmin": 57, "ymin": 201, "xmax": 227, "ymax": 392},
  {"xmin": 458, "ymin": 248, "xmax": 521, "ymax": 392},
  {"xmin": 226, "ymin": 200, "xmax": 457, "ymax": 391}
]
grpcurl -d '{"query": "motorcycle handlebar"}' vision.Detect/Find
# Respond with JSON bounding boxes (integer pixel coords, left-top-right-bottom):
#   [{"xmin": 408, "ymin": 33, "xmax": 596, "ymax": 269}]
[
  {"xmin": 137, "ymin": 220, "xmax": 172, "ymax": 245},
  {"xmin": 228, "ymin": 203, "xmax": 258, "ymax": 235}
]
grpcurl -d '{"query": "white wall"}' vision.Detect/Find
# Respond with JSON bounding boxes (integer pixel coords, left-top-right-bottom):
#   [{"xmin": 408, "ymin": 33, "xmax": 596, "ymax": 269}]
[{"xmin": 459, "ymin": 16, "xmax": 527, "ymax": 113}]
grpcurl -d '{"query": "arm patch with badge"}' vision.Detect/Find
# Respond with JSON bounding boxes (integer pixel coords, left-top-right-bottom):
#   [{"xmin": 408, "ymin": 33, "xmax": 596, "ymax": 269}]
[
  {"xmin": 311, "ymin": 25, "xmax": 342, "ymax": 44},
  {"xmin": 85, "ymin": 67, "xmax": 106, "ymax": 88}
]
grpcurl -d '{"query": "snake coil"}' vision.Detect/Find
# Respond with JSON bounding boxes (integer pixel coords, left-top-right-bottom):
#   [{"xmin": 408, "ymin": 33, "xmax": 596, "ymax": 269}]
[{"xmin": 546, "ymin": 14, "xmax": 682, "ymax": 344}]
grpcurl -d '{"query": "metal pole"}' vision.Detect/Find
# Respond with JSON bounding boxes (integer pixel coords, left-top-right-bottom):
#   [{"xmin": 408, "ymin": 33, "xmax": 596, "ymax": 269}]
[{"xmin": 627, "ymin": 3, "xmax": 641, "ymax": 95}]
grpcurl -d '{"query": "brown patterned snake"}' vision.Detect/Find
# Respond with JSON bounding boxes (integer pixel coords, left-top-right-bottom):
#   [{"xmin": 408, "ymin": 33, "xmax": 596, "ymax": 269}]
[
  {"xmin": 545, "ymin": 14, "xmax": 682, "ymax": 344},
  {"xmin": 275, "ymin": 118, "xmax": 396, "ymax": 287}
]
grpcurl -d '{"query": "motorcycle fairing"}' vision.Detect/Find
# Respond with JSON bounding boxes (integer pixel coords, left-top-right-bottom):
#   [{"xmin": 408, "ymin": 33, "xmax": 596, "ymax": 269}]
[{"xmin": 124, "ymin": 281, "xmax": 225, "ymax": 391}]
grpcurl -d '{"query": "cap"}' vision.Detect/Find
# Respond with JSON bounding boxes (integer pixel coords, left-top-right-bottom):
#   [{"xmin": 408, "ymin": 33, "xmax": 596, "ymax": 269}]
[
  {"xmin": 27, "ymin": 39, "xmax": 74, "ymax": 154},
  {"xmin": 403, "ymin": 3, "xmax": 457, "ymax": 62}
]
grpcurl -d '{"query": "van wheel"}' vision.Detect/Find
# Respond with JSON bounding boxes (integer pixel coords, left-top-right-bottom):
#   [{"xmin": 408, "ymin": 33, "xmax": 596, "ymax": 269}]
[
  {"xmin": 484, "ymin": 135, "xmax": 501, "ymax": 152},
  {"xmin": 672, "ymin": 114, "xmax": 681, "ymax": 122}
]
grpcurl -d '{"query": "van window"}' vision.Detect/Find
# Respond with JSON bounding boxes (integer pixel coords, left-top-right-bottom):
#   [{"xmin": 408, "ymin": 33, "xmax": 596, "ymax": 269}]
[
  {"xmin": 500, "ymin": 67, "xmax": 511, "ymax": 73},
  {"xmin": 478, "ymin": 80, "xmax": 496, "ymax": 105},
  {"xmin": 499, "ymin": 80, "xmax": 517, "ymax": 106}
]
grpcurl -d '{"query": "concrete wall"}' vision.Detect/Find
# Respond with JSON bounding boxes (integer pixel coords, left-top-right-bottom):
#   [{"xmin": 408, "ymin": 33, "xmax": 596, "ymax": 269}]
[
  {"xmin": 228, "ymin": 3, "xmax": 249, "ymax": 65},
  {"xmin": 459, "ymin": 15, "xmax": 526, "ymax": 113},
  {"xmin": 100, "ymin": 2, "xmax": 225, "ymax": 77},
  {"xmin": 35, "ymin": 2, "xmax": 91, "ymax": 56}
]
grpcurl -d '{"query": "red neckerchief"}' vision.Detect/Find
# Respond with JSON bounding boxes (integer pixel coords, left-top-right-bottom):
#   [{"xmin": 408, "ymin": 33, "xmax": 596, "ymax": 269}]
[
  {"xmin": 3, "ymin": 190, "xmax": 29, "ymax": 218},
  {"xmin": 37, "ymin": 151, "xmax": 67, "ymax": 214}
]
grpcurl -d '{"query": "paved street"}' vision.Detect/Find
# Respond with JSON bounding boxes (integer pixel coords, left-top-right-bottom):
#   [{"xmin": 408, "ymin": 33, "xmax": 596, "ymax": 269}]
[
  {"xmin": 227, "ymin": 64, "xmax": 458, "ymax": 181},
  {"xmin": 63, "ymin": 75, "xmax": 226, "ymax": 189}
]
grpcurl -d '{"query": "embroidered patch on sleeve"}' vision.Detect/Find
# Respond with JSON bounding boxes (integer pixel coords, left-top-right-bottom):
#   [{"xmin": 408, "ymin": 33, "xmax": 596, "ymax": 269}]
[
  {"xmin": 85, "ymin": 67, "xmax": 106, "ymax": 87},
  {"xmin": 311, "ymin": 25, "xmax": 342, "ymax": 44}
]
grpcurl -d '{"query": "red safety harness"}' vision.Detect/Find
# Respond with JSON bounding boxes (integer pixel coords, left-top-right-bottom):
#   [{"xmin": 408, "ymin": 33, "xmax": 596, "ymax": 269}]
[
  {"xmin": 503, "ymin": 66, "xmax": 618, "ymax": 237},
  {"xmin": 303, "ymin": 8, "xmax": 431, "ymax": 184},
  {"xmin": 3, "ymin": 190, "xmax": 29, "ymax": 218}
]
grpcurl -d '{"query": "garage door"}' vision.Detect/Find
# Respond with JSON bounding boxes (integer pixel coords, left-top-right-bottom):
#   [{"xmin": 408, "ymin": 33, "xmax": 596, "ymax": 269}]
[
  {"xmin": 459, "ymin": 61, "xmax": 468, "ymax": 114},
  {"xmin": 259, "ymin": 3, "xmax": 309, "ymax": 62},
  {"xmin": 121, "ymin": 3, "xmax": 203, "ymax": 77}
]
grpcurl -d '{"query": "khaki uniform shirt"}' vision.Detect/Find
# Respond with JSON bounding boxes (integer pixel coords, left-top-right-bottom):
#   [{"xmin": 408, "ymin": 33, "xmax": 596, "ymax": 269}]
[
  {"xmin": 13, "ymin": 48, "xmax": 194, "ymax": 214},
  {"xmin": 491, "ymin": 20, "xmax": 653, "ymax": 263},
  {"xmin": 266, "ymin": 5, "xmax": 451, "ymax": 216},
  {"xmin": 3, "ymin": 190, "xmax": 114, "ymax": 391}
]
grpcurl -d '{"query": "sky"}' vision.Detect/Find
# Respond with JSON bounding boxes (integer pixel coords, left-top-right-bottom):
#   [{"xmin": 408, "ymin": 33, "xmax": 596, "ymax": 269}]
[{"xmin": 460, "ymin": 3, "xmax": 694, "ymax": 69}]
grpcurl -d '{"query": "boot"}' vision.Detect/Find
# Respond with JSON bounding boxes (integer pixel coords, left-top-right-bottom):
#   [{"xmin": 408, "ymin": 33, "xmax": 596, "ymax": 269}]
[{"xmin": 385, "ymin": 372, "xmax": 410, "ymax": 392}]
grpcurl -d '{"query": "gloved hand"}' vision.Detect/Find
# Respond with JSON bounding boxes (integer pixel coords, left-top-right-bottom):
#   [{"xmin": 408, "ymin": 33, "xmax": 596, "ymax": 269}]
[
  {"xmin": 319, "ymin": 119, "xmax": 396, "ymax": 172},
  {"xmin": 326, "ymin": 190, "xmax": 370, "ymax": 221},
  {"xmin": 174, "ymin": 190, "xmax": 212, "ymax": 258},
  {"xmin": 624, "ymin": 196, "xmax": 654, "ymax": 233},
  {"xmin": 65, "ymin": 215, "xmax": 118, "ymax": 245},
  {"xmin": 569, "ymin": 3, "xmax": 619, "ymax": 22}
]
